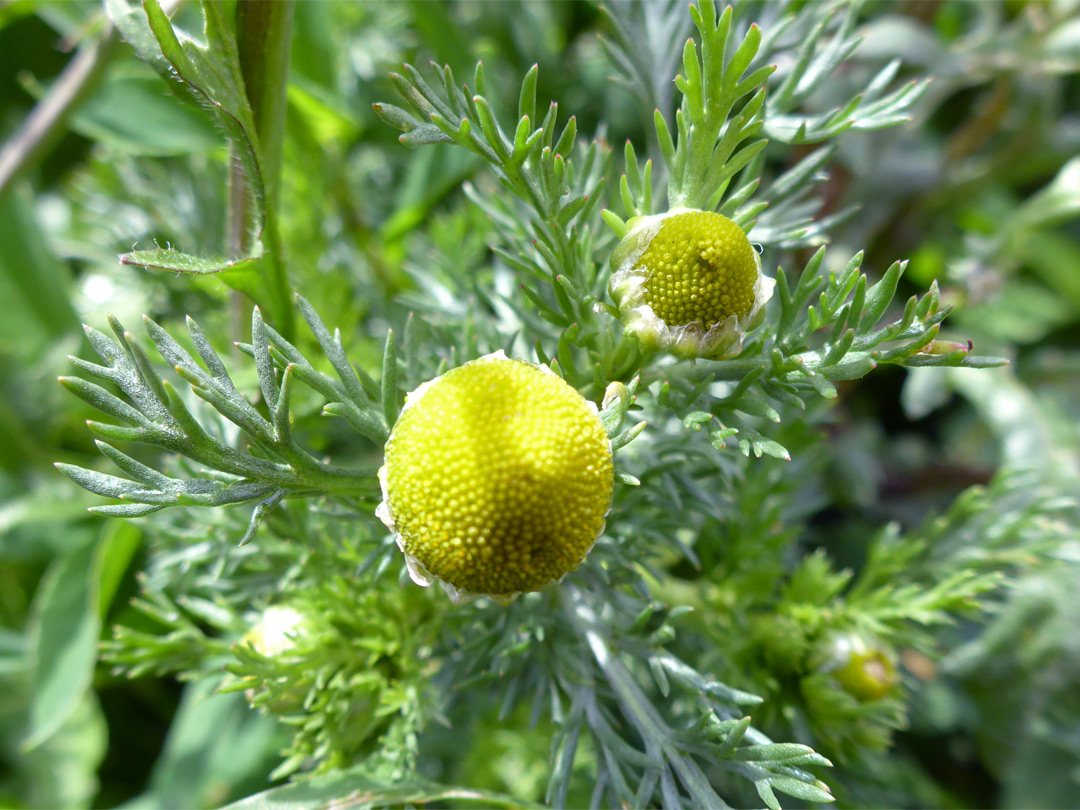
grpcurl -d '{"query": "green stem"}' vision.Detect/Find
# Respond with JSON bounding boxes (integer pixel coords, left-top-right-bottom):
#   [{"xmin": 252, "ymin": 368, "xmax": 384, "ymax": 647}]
[
  {"xmin": 237, "ymin": 0, "xmax": 294, "ymax": 204},
  {"xmin": 233, "ymin": 0, "xmax": 296, "ymax": 339},
  {"xmin": 0, "ymin": 22, "xmax": 117, "ymax": 199}
]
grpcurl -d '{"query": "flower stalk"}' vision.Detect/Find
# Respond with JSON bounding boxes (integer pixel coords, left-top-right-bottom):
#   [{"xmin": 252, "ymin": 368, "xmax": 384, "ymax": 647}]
[{"xmin": 231, "ymin": 0, "xmax": 295, "ymax": 338}]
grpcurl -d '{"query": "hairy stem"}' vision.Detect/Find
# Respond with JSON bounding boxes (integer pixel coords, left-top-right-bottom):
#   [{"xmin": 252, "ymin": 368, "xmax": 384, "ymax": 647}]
[
  {"xmin": 0, "ymin": 23, "xmax": 117, "ymax": 198},
  {"xmin": 232, "ymin": 0, "xmax": 296, "ymax": 338}
]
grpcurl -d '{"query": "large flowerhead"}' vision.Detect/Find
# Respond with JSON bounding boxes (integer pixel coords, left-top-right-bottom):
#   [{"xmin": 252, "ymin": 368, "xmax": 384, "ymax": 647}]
[
  {"xmin": 609, "ymin": 209, "xmax": 773, "ymax": 359},
  {"xmin": 377, "ymin": 352, "xmax": 614, "ymax": 605}
]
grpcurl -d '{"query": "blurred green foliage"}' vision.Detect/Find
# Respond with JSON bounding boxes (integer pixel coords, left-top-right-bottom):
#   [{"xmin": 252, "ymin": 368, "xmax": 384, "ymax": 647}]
[{"xmin": 1, "ymin": 1, "xmax": 1078, "ymax": 808}]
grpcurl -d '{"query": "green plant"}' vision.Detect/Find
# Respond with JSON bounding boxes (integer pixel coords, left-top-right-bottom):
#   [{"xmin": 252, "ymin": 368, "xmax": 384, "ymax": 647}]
[{"xmin": 16, "ymin": 0, "xmax": 1074, "ymax": 808}]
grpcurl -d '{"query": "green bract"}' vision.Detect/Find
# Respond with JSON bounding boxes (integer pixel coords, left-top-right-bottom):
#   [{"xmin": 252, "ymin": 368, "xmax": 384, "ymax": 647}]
[
  {"xmin": 609, "ymin": 209, "xmax": 774, "ymax": 359},
  {"xmin": 378, "ymin": 352, "xmax": 614, "ymax": 604}
]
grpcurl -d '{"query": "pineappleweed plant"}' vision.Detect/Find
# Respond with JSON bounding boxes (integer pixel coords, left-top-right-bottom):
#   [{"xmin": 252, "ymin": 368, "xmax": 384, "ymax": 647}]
[{"xmin": 53, "ymin": 1, "xmax": 1049, "ymax": 807}]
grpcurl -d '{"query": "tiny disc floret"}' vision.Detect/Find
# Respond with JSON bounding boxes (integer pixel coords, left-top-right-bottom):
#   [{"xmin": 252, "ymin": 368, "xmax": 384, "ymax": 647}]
[
  {"xmin": 609, "ymin": 208, "xmax": 773, "ymax": 359},
  {"xmin": 378, "ymin": 352, "xmax": 614, "ymax": 604}
]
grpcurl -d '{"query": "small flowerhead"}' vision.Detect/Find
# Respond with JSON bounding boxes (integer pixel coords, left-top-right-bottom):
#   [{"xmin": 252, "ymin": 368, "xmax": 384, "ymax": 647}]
[
  {"xmin": 820, "ymin": 632, "xmax": 898, "ymax": 702},
  {"xmin": 237, "ymin": 605, "xmax": 309, "ymax": 713},
  {"xmin": 243, "ymin": 605, "xmax": 306, "ymax": 658},
  {"xmin": 378, "ymin": 352, "xmax": 614, "ymax": 605},
  {"xmin": 609, "ymin": 209, "xmax": 773, "ymax": 358}
]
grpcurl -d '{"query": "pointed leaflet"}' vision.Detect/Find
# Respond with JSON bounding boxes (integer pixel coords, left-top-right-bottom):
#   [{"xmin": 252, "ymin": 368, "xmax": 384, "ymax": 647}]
[{"xmin": 118, "ymin": 1, "xmax": 274, "ymax": 301}]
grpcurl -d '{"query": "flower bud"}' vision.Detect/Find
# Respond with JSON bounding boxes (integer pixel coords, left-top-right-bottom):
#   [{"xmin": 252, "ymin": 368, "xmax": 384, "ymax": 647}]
[
  {"xmin": 238, "ymin": 605, "xmax": 309, "ymax": 713},
  {"xmin": 377, "ymin": 351, "xmax": 614, "ymax": 604},
  {"xmin": 243, "ymin": 606, "xmax": 306, "ymax": 658},
  {"xmin": 609, "ymin": 209, "xmax": 773, "ymax": 358},
  {"xmin": 819, "ymin": 632, "xmax": 898, "ymax": 702}
]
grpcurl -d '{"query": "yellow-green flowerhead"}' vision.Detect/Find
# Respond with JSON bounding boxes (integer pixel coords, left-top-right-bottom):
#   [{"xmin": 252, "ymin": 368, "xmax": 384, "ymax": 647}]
[
  {"xmin": 237, "ymin": 605, "xmax": 308, "ymax": 713},
  {"xmin": 609, "ymin": 209, "xmax": 773, "ymax": 359},
  {"xmin": 833, "ymin": 648, "xmax": 898, "ymax": 702},
  {"xmin": 243, "ymin": 606, "xmax": 306, "ymax": 658},
  {"xmin": 377, "ymin": 352, "xmax": 614, "ymax": 605},
  {"xmin": 820, "ymin": 633, "xmax": 898, "ymax": 703}
]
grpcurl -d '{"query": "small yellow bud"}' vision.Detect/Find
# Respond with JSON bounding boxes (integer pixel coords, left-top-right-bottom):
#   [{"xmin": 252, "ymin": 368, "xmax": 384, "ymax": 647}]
[
  {"xmin": 609, "ymin": 209, "xmax": 773, "ymax": 358},
  {"xmin": 819, "ymin": 632, "xmax": 898, "ymax": 702},
  {"xmin": 237, "ymin": 605, "xmax": 308, "ymax": 713},
  {"xmin": 243, "ymin": 606, "xmax": 305, "ymax": 657},
  {"xmin": 833, "ymin": 648, "xmax": 898, "ymax": 702},
  {"xmin": 378, "ymin": 352, "xmax": 614, "ymax": 604}
]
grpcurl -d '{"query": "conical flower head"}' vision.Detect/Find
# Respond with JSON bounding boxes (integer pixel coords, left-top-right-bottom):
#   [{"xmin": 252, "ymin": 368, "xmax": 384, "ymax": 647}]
[
  {"xmin": 832, "ymin": 647, "xmax": 898, "ymax": 702},
  {"xmin": 243, "ymin": 606, "xmax": 306, "ymax": 658},
  {"xmin": 378, "ymin": 352, "xmax": 614, "ymax": 604},
  {"xmin": 609, "ymin": 209, "xmax": 773, "ymax": 358},
  {"xmin": 819, "ymin": 632, "xmax": 898, "ymax": 703}
]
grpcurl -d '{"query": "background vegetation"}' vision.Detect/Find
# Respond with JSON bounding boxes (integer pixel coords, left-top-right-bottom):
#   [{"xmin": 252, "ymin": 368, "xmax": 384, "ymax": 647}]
[{"xmin": 1, "ymin": 1, "xmax": 1078, "ymax": 808}]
